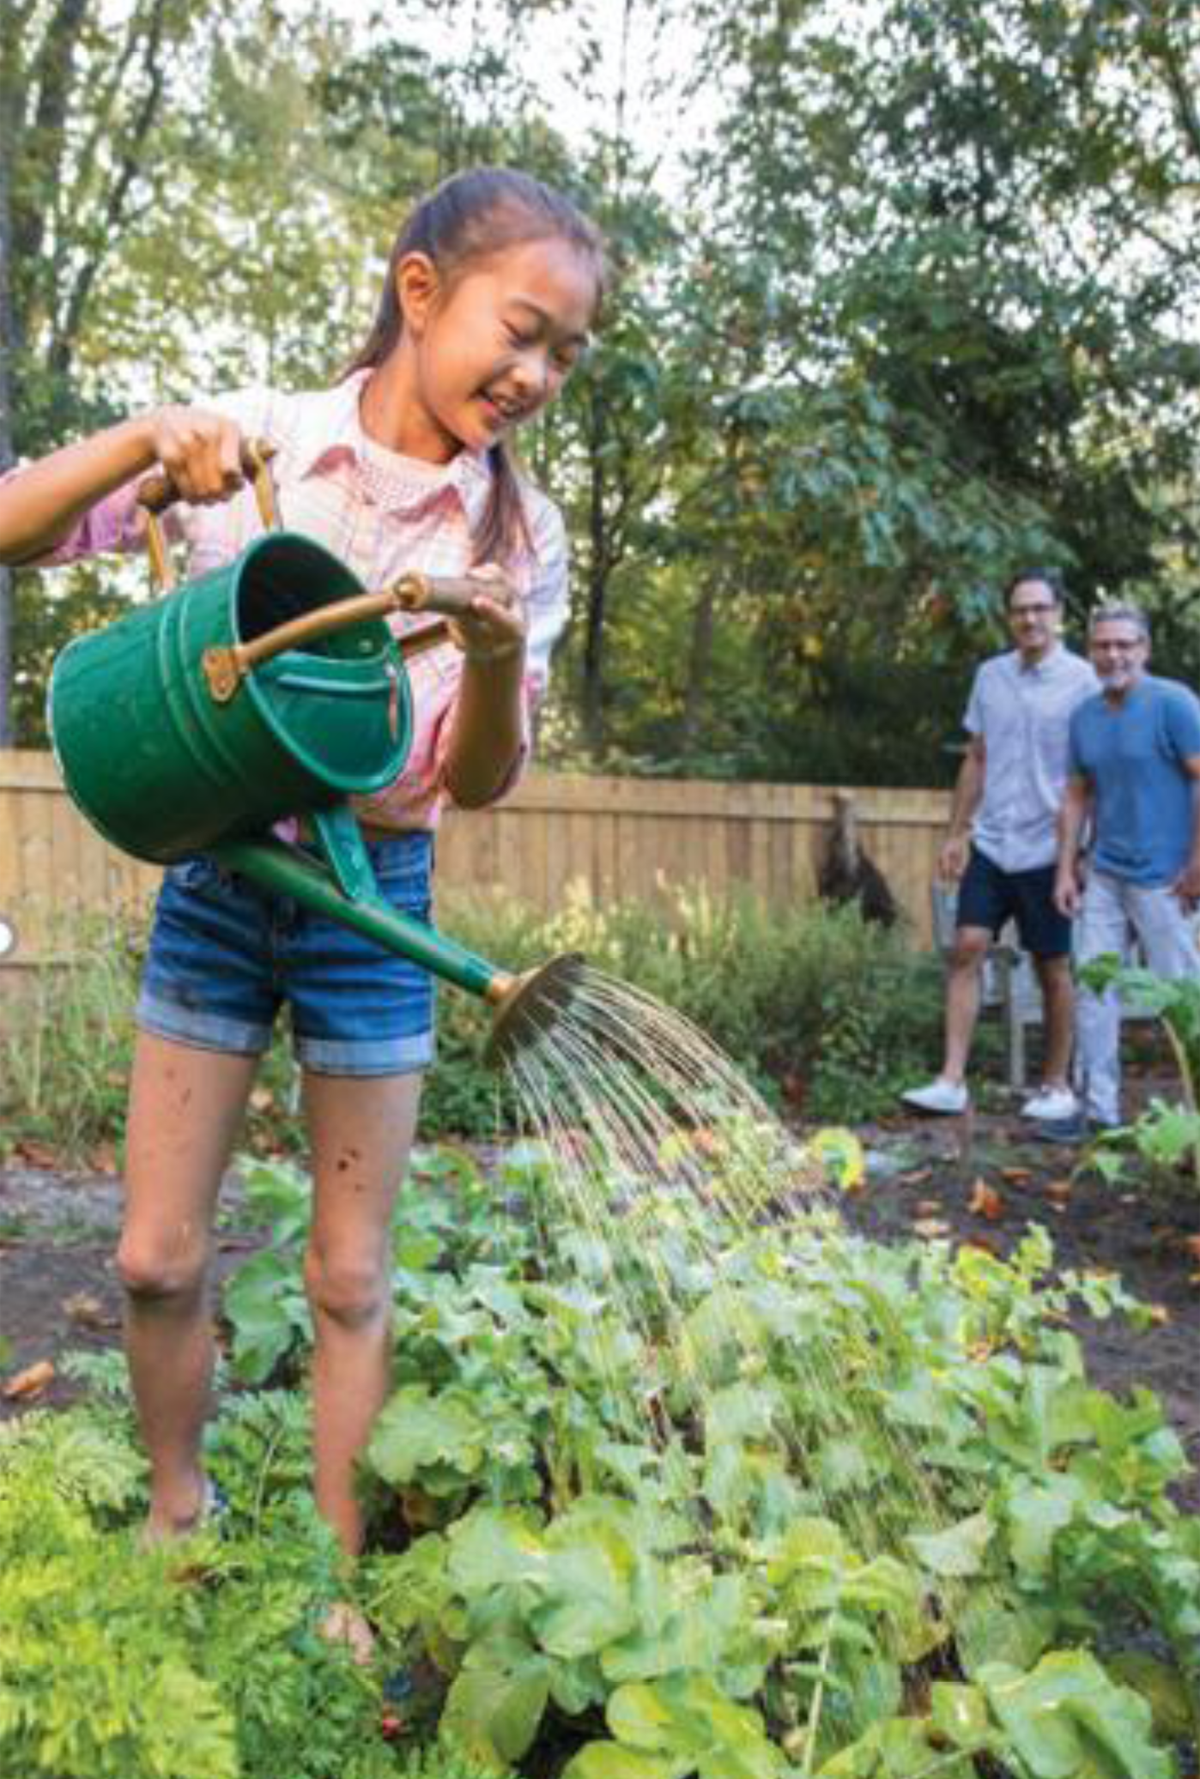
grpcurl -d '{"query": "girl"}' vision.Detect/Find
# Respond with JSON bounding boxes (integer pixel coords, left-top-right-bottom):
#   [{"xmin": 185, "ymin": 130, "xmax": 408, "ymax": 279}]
[{"xmin": 0, "ymin": 169, "xmax": 604, "ymax": 1600}]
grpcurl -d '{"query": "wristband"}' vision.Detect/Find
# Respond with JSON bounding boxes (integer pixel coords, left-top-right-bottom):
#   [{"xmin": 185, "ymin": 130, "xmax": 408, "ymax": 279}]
[{"xmin": 463, "ymin": 638, "xmax": 525, "ymax": 666}]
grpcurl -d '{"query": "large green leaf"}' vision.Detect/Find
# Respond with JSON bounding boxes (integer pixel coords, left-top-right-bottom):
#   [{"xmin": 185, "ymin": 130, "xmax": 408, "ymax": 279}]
[
  {"xmin": 980, "ymin": 1652, "xmax": 1173, "ymax": 1779},
  {"xmin": 367, "ymin": 1386, "xmax": 487, "ymax": 1490},
  {"xmin": 605, "ymin": 1675, "xmax": 786, "ymax": 1779},
  {"xmin": 446, "ymin": 1507, "xmax": 549, "ymax": 1595},
  {"xmin": 441, "ymin": 1635, "xmax": 551, "ymax": 1765},
  {"xmin": 531, "ymin": 1536, "xmax": 639, "ymax": 1657},
  {"xmin": 561, "ymin": 1745, "xmax": 686, "ymax": 1779},
  {"xmin": 908, "ymin": 1510, "xmax": 995, "ymax": 1579},
  {"xmin": 1005, "ymin": 1478, "xmax": 1085, "ymax": 1577}
]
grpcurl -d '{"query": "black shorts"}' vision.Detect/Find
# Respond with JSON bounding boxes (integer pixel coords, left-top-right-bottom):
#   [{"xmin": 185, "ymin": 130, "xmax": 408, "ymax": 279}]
[{"xmin": 956, "ymin": 846, "xmax": 1071, "ymax": 959}]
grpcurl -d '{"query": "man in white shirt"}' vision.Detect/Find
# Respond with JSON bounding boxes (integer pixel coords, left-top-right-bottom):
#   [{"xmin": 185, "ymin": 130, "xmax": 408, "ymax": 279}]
[{"xmin": 902, "ymin": 569, "xmax": 1097, "ymax": 1118}]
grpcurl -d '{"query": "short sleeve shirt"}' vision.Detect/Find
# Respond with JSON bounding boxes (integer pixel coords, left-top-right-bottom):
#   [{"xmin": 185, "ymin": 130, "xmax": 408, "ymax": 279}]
[
  {"xmin": 22, "ymin": 373, "xmax": 569, "ymax": 830},
  {"xmin": 965, "ymin": 646, "xmax": 1098, "ymax": 872},
  {"xmin": 1068, "ymin": 675, "xmax": 1200, "ymax": 885}
]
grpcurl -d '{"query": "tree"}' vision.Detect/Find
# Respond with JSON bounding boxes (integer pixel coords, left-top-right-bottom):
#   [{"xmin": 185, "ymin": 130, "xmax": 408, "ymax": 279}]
[{"xmin": 0, "ymin": 0, "xmax": 224, "ymax": 740}]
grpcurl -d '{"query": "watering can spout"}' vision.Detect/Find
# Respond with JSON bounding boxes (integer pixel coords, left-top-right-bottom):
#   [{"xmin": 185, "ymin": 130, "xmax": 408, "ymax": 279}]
[
  {"xmin": 484, "ymin": 953, "xmax": 586, "ymax": 1064},
  {"xmin": 214, "ymin": 837, "xmax": 583, "ymax": 1066}
]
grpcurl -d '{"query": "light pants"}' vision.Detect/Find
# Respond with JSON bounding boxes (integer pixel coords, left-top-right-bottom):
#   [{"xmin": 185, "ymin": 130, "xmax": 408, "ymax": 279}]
[{"xmin": 1075, "ymin": 869, "xmax": 1200, "ymax": 1124}]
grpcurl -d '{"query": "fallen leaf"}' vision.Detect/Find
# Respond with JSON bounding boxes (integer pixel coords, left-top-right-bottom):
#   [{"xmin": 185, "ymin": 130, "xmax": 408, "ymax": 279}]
[
  {"xmin": 962, "ymin": 1234, "xmax": 1001, "ymax": 1255},
  {"xmin": 1000, "ymin": 1167, "xmax": 1032, "ymax": 1184},
  {"xmin": 2, "ymin": 1359, "xmax": 55, "ymax": 1399},
  {"xmin": 900, "ymin": 1167, "xmax": 933, "ymax": 1186},
  {"xmin": 1147, "ymin": 1304, "xmax": 1172, "ymax": 1327},
  {"xmin": 968, "ymin": 1179, "xmax": 1005, "ymax": 1221},
  {"xmin": 64, "ymin": 1292, "xmax": 115, "ymax": 1330},
  {"xmin": 912, "ymin": 1218, "xmax": 952, "ymax": 1239},
  {"xmin": 914, "ymin": 1198, "xmax": 943, "ymax": 1217},
  {"xmin": 1183, "ymin": 1234, "xmax": 1200, "ymax": 1263},
  {"xmin": 1045, "ymin": 1179, "xmax": 1073, "ymax": 1206},
  {"xmin": 16, "ymin": 1140, "xmax": 59, "ymax": 1170}
]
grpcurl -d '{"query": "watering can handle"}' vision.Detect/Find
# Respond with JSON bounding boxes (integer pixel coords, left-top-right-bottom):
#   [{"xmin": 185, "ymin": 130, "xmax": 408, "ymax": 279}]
[
  {"xmin": 200, "ymin": 572, "xmax": 507, "ymax": 704},
  {"xmin": 136, "ymin": 438, "xmax": 280, "ymax": 592}
]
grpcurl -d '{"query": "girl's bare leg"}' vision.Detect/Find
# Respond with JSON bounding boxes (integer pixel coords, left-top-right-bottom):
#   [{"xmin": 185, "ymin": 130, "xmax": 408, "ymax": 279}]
[
  {"xmin": 119, "ymin": 1031, "xmax": 258, "ymax": 1539},
  {"xmin": 302, "ymin": 1068, "xmax": 422, "ymax": 1556}
]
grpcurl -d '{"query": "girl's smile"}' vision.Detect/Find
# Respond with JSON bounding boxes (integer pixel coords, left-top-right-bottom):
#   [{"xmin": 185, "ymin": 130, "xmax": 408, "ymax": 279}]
[{"xmin": 372, "ymin": 236, "xmax": 598, "ymax": 464}]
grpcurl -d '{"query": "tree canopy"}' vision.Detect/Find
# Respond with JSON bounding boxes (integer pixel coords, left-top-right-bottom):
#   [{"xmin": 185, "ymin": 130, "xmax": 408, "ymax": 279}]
[{"xmin": 3, "ymin": 0, "xmax": 1199, "ymax": 782}]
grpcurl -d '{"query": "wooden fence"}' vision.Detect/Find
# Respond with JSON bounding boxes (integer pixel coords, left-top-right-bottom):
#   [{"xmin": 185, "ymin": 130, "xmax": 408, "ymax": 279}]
[{"xmin": 0, "ymin": 749, "xmax": 951, "ymax": 977}]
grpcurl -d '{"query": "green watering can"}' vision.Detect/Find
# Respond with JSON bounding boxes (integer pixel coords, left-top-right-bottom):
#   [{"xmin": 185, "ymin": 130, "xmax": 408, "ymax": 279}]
[{"xmin": 47, "ymin": 442, "xmax": 581, "ymax": 1062}]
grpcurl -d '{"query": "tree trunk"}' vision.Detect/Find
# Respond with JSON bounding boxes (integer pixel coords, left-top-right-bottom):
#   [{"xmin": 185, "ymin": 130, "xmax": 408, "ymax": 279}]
[
  {"xmin": 581, "ymin": 387, "xmax": 610, "ymax": 758},
  {"xmin": 0, "ymin": 17, "xmax": 18, "ymax": 745},
  {"xmin": 679, "ymin": 578, "xmax": 716, "ymax": 754}
]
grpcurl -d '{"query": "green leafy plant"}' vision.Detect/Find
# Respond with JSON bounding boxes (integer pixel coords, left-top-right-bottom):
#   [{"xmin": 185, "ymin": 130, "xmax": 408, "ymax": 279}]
[
  {"xmin": 1080, "ymin": 957, "xmax": 1200, "ymax": 1193},
  {"xmin": 434, "ymin": 884, "xmax": 943, "ymax": 1132}
]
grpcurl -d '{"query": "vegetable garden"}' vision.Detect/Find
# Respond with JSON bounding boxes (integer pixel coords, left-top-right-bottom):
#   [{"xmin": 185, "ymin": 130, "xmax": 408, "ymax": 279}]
[{"xmin": 2, "ymin": 1127, "xmax": 1198, "ymax": 1778}]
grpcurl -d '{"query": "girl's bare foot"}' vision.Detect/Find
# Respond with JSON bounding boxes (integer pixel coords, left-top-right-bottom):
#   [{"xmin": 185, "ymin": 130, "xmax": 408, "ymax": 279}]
[
  {"xmin": 138, "ymin": 1473, "xmax": 214, "ymax": 1547},
  {"xmin": 320, "ymin": 1601, "xmax": 376, "ymax": 1665}
]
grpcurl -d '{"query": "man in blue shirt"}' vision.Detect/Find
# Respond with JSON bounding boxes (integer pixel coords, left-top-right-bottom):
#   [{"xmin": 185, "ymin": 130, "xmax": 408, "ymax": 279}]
[
  {"xmin": 902, "ymin": 569, "xmax": 1095, "ymax": 1119},
  {"xmin": 1047, "ymin": 603, "xmax": 1200, "ymax": 1139}
]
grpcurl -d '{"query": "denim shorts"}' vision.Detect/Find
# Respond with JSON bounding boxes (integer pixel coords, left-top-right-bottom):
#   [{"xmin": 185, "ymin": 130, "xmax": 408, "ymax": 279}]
[{"xmin": 136, "ymin": 833, "xmax": 436, "ymax": 1075}]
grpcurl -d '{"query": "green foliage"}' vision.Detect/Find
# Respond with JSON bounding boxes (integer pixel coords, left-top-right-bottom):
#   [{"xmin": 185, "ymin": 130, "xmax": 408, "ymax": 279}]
[
  {"xmin": 1079, "ymin": 958, "xmax": 1200, "ymax": 1193},
  {"xmin": 0, "ymin": 907, "xmax": 303, "ymax": 1165},
  {"xmin": 431, "ymin": 884, "xmax": 943, "ymax": 1133},
  {"xmin": 2, "ymin": 1135, "xmax": 1197, "ymax": 1774},
  {"xmin": 349, "ymin": 1145, "xmax": 1196, "ymax": 1773},
  {"xmin": 0, "ymin": 1397, "xmax": 404, "ymax": 1779},
  {"xmin": 0, "ymin": 910, "xmax": 144, "ymax": 1164}
]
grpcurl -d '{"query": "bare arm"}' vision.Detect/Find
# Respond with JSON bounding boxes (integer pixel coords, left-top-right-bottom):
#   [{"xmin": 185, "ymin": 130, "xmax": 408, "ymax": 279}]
[
  {"xmin": 1054, "ymin": 775, "xmax": 1093, "ymax": 916},
  {"xmin": 441, "ymin": 568, "xmax": 530, "ymax": 810},
  {"xmin": 0, "ymin": 407, "xmax": 248, "ymax": 565},
  {"xmin": 1171, "ymin": 756, "xmax": 1200, "ymax": 904},
  {"xmin": 938, "ymin": 735, "xmax": 986, "ymax": 882}
]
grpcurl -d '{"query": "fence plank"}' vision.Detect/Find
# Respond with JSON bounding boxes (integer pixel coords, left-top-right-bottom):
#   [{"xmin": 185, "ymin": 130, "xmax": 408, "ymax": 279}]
[{"xmin": 0, "ymin": 750, "xmax": 952, "ymax": 971}]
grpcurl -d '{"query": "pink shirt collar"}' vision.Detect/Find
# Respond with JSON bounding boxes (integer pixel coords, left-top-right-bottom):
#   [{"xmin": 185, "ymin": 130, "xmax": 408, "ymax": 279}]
[{"xmin": 293, "ymin": 370, "xmax": 493, "ymax": 524}]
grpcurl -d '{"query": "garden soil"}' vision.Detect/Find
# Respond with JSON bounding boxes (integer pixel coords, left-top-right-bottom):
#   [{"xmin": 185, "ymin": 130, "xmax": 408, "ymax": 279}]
[{"xmin": 2, "ymin": 1093, "xmax": 1199, "ymax": 1511}]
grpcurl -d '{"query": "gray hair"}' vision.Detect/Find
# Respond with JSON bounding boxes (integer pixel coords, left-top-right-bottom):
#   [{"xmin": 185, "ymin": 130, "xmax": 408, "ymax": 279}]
[{"xmin": 1088, "ymin": 603, "xmax": 1150, "ymax": 644}]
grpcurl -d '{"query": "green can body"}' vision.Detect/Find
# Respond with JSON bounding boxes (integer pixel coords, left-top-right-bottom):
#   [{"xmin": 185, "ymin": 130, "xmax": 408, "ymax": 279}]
[{"xmin": 48, "ymin": 532, "xmax": 410, "ymax": 864}]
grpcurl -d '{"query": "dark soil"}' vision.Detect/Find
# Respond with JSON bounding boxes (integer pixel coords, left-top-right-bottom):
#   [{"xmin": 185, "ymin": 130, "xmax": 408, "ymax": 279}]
[
  {"xmin": 0, "ymin": 1167, "xmax": 256, "ymax": 1420},
  {"xmin": 840, "ymin": 1076, "xmax": 1200, "ymax": 1513},
  {"xmin": 3, "ymin": 1073, "xmax": 1199, "ymax": 1510}
]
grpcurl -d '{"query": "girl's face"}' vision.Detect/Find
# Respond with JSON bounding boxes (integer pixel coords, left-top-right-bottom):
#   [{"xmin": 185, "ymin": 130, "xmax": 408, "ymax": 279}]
[{"xmin": 398, "ymin": 236, "xmax": 597, "ymax": 462}]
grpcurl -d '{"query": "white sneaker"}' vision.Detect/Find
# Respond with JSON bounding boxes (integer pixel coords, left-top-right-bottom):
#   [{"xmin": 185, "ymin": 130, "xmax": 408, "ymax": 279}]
[
  {"xmin": 1019, "ymin": 1085, "xmax": 1079, "ymax": 1121},
  {"xmin": 900, "ymin": 1078, "xmax": 969, "ymax": 1115}
]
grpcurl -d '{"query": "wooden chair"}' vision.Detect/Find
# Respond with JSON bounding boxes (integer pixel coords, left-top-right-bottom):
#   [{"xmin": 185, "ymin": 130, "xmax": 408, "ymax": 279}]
[{"xmin": 930, "ymin": 884, "xmax": 1042, "ymax": 1090}]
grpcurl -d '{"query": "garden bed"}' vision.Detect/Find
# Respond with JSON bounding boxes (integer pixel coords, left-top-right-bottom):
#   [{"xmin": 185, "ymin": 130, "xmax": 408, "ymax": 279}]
[
  {"xmin": 2, "ymin": 1115, "xmax": 1198, "ymax": 1779},
  {"xmin": 4, "ymin": 1102, "xmax": 1199, "ymax": 1507}
]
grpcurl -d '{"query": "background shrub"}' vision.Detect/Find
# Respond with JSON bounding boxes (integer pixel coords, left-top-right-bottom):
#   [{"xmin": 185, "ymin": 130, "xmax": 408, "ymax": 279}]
[
  {"xmin": 427, "ymin": 882, "xmax": 945, "ymax": 1132},
  {"xmin": 0, "ymin": 886, "xmax": 946, "ymax": 1153}
]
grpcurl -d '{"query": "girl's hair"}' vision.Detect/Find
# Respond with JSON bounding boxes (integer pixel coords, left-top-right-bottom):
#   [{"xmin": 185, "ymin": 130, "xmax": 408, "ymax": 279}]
[{"xmin": 345, "ymin": 167, "xmax": 606, "ymax": 568}]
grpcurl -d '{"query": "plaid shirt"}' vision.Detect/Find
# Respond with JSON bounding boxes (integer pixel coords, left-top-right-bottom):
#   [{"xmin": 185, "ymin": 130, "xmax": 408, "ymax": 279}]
[{"xmin": 35, "ymin": 372, "xmax": 569, "ymax": 829}]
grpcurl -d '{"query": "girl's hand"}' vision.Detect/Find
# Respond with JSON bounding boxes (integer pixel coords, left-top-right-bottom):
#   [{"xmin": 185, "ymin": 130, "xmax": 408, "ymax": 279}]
[
  {"xmin": 454, "ymin": 564, "xmax": 527, "ymax": 666},
  {"xmin": 140, "ymin": 406, "xmax": 249, "ymax": 506}
]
